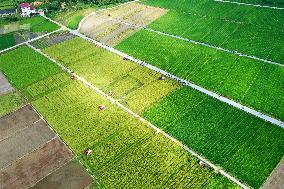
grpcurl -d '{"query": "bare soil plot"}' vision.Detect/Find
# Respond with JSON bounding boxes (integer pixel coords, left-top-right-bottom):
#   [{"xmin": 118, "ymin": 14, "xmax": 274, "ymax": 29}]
[
  {"xmin": 0, "ymin": 71, "xmax": 13, "ymax": 96},
  {"xmin": 98, "ymin": 2, "xmax": 168, "ymax": 26},
  {"xmin": 0, "ymin": 119, "xmax": 56, "ymax": 170},
  {"xmin": 30, "ymin": 160, "xmax": 93, "ymax": 189},
  {"xmin": 79, "ymin": 3, "xmax": 167, "ymax": 46},
  {"xmin": 0, "ymin": 138, "xmax": 73, "ymax": 189},
  {"xmin": 0, "ymin": 105, "xmax": 39, "ymax": 141},
  {"xmin": 261, "ymin": 156, "xmax": 284, "ymax": 189}
]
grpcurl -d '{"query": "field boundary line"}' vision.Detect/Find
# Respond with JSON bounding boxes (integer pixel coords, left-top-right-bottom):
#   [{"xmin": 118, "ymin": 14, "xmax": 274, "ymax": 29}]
[
  {"xmin": 0, "ymin": 28, "xmax": 63, "ymax": 55},
  {"xmin": 0, "ymin": 135, "xmax": 57, "ymax": 172},
  {"xmin": 26, "ymin": 42, "xmax": 250, "ymax": 189},
  {"xmin": 214, "ymin": 0, "xmax": 284, "ymax": 10},
  {"xmin": 0, "ymin": 118, "xmax": 41, "ymax": 143},
  {"xmin": 28, "ymin": 157, "xmax": 76, "ymax": 188},
  {"xmin": 94, "ymin": 14, "xmax": 284, "ymax": 67},
  {"xmin": 77, "ymin": 0, "xmax": 140, "ymax": 31},
  {"xmin": 41, "ymin": 15, "xmax": 284, "ymax": 128}
]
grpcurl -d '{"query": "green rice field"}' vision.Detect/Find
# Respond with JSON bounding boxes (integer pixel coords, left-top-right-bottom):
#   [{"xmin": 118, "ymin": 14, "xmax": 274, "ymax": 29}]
[
  {"xmin": 116, "ymin": 30, "xmax": 284, "ymax": 121},
  {"xmin": 141, "ymin": 0, "xmax": 284, "ymax": 63},
  {"xmin": 0, "ymin": 45, "xmax": 240, "ymax": 189}
]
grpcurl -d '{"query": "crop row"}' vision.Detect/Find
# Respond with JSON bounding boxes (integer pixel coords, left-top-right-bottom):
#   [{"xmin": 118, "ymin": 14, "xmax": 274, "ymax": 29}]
[{"xmin": 116, "ymin": 30, "xmax": 284, "ymax": 121}]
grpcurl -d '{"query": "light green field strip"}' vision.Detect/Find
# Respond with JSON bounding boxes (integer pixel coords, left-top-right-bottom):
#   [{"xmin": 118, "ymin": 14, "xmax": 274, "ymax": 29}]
[
  {"xmin": 0, "ymin": 46, "xmax": 240, "ymax": 188},
  {"xmin": 215, "ymin": 0, "xmax": 284, "ymax": 8}
]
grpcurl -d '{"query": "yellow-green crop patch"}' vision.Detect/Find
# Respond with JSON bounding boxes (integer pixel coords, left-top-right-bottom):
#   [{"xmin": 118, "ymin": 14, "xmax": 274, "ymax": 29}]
[
  {"xmin": 44, "ymin": 37, "xmax": 180, "ymax": 113},
  {"xmin": 0, "ymin": 91, "xmax": 26, "ymax": 117}
]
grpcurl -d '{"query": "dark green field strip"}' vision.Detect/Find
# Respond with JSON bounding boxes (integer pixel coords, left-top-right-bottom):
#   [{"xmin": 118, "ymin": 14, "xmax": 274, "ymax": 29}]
[
  {"xmin": 141, "ymin": 0, "xmax": 284, "ymax": 63},
  {"xmin": 116, "ymin": 30, "xmax": 284, "ymax": 121},
  {"xmin": 143, "ymin": 87, "xmax": 284, "ymax": 188},
  {"xmin": 0, "ymin": 33, "xmax": 15, "ymax": 50},
  {"xmin": 0, "ymin": 46, "xmax": 61, "ymax": 89},
  {"xmin": 0, "ymin": 46, "xmax": 240, "ymax": 188},
  {"xmin": 230, "ymin": 0, "xmax": 284, "ymax": 7}
]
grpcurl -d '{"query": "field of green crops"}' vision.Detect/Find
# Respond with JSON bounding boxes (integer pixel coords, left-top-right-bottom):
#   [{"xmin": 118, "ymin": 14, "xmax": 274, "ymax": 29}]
[
  {"xmin": 140, "ymin": 0, "xmax": 284, "ymax": 63},
  {"xmin": 52, "ymin": 6, "xmax": 97, "ymax": 29},
  {"xmin": 143, "ymin": 87, "xmax": 284, "ymax": 188},
  {"xmin": 0, "ymin": 33, "xmax": 15, "ymax": 50},
  {"xmin": 0, "ymin": 0, "xmax": 14, "ymax": 10},
  {"xmin": 233, "ymin": 0, "xmax": 284, "ymax": 7},
  {"xmin": 0, "ymin": 91, "xmax": 26, "ymax": 117},
  {"xmin": 0, "ymin": 46, "xmax": 239, "ymax": 189},
  {"xmin": 42, "ymin": 36, "xmax": 284, "ymax": 188},
  {"xmin": 116, "ymin": 30, "xmax": 284, "ymax": 121},
  {"xmin": 0, "ymin": 46, "xmax": 60, "ymax": 89},
  {"xmin": 19, "ymin": 16, "xmax": 60, "ymax": 33}
]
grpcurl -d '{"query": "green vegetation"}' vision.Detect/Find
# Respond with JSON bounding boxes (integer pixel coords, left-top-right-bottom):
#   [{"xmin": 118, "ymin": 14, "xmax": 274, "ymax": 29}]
[
  {"xmin": 51, "ymin": 5, "xmax": 98, "ymax": 30},
  {"xmin": 44, "ymin": 37, "xmax": 180, "ymax": 114},
  {"xmin": 0, "ymin": 33, "xmax": 15, "ymax": 50},
  {"xmin": 116, "ymin": 30, "xmax": 284, "ymax": 121},
  {"xmin": 44, "ymin": 36, "xmax": 284, "ymax": 187},
  {"xmin": 26, "ymin": 73, "xmax": 239, "ymax": 189},
  {"xmin": 19, "ymin": 16, "xmax": 60, "ymax": 33},
  {"xmin": 0, "ymin": 91, "xmax": 26, "ymax": 117},
  {"xmin": 0, "ymin": 0, "xmax": 14, "ymax": 10},
  {"xmin": 0, "ymin": 46, "xmax": 239, "ymax": 188},
  {"xmin": 233, "ymin": 0, "xmax": 284, "ymax": 7},
  {"xmin": 142, "ymin": 0, "xmax": 284, "ymax": 63},
  {"xmin": 143, "ymin": 87, "xmax": 284, "ymax": 188},
  {"xmin": 0, "ymin": 46, "xmax": 60, "ymax": 89}
]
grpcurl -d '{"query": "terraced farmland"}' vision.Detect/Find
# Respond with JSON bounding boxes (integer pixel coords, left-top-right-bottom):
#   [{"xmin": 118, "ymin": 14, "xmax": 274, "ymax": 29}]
[{"xmin": 0, "ymin": 45, "xmax": 240, "ymax": 188}]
